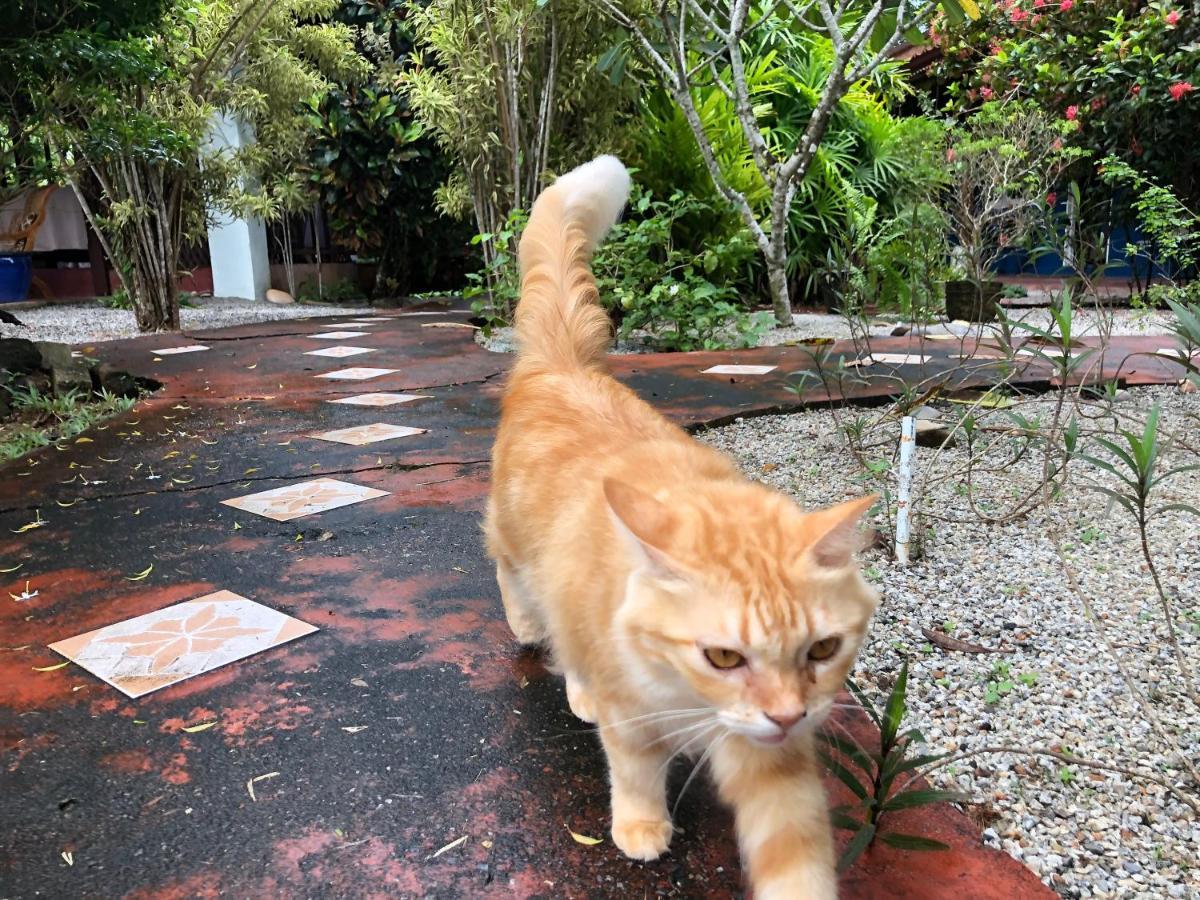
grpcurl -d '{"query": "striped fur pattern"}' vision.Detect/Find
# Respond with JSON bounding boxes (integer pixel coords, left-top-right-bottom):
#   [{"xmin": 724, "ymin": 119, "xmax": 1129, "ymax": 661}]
[{"xmin": 484, "ymin": 156, "xmax": 879, "ymax": 899}]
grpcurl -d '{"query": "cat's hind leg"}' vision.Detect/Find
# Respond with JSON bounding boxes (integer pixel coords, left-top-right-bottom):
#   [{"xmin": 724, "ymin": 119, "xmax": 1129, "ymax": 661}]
[{"xmin": 495, "ymin": 557, "xmax": 546, "ymax": 646}]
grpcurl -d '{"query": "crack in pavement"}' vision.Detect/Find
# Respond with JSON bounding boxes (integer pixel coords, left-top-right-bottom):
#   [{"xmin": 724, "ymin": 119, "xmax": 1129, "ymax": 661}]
[{"xmin": 0, "ymin": 458, "xmax": 492, "ymax": 516}]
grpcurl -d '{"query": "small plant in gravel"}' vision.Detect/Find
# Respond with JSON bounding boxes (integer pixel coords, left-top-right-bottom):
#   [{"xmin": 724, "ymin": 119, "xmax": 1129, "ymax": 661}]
[
  {"xmin": 821, "ymin": 662, "xmax": 966, "ymax": 871},
  {"xmin": 1078, "ymin": 403, "xmax": 1200, "ymax": 706}
]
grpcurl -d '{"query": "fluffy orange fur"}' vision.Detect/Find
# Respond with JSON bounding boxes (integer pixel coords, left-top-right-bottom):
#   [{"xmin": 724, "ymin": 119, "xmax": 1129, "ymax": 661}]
[{"xmin": 484, "ymin": 156, "xmax": 879, "ymax": 899}]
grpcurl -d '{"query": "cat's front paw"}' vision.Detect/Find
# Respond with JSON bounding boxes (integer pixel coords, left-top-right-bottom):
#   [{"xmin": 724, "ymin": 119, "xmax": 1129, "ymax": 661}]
[{"xmin": 612, "ymin": 816, "xmax": 673, "ymax": 861}]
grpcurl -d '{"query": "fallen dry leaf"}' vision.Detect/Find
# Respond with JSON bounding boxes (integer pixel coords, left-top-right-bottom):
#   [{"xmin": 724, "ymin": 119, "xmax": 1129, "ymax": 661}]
[
  {"xmin": 427, "ymin": 834, "xmax": 468, "ymax": 859},
  {"xmin": 247, "ymin": 771, "xmax": 280, "ymax": 802},
  {"xmin": 33, "ymin": 661, "xmax": 69, "ymax": 672},
  {"xmin": 566, "ymin": 824, "xmax": 603, "ymax": 846},
  {"xmin": 921, "ymin": 627, "xmax": 1006, "ymax": 654},
  {"xmin": 181, "ymin": 721, "xmax": 217, "ymax": 733}
]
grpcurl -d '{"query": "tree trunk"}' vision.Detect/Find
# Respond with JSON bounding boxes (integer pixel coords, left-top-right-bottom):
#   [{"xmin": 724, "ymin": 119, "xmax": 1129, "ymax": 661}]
[{"xmin": 767, "ymin": 257, "xmax": 791, "ymax": 326}]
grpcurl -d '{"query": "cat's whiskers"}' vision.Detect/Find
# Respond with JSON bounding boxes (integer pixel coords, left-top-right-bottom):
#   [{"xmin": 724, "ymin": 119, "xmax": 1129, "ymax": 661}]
[
  {"xmin": 643, "ymin": 716, "xmax": 718, "ymax": 751},
  {"xmin": 595, "ymin": 706, "xmax": 711, "ymax": 733},
  {"xmin": 671, "ymin": 731, "xmax": 728, "ymax": 819},
  {"xmin": 654, "ymin": 721, "xmax": 721, "ymax": 781}
]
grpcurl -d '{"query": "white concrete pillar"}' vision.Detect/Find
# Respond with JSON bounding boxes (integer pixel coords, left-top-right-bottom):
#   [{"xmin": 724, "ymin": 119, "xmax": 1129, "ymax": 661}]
[{"xmin": 204, "ymin": 114, "xmax": 270, "ymax": 300}]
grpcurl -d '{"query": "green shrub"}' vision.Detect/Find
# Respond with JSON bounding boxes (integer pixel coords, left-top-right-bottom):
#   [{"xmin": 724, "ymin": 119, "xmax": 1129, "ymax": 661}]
[{"xmin": 466, "ymin": 184, "xmax": 762, "ymax": 351}]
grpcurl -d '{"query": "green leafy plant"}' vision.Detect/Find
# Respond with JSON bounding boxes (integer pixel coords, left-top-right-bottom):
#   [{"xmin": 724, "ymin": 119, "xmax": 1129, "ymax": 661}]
[
  {"xmin": 592, "ymin": 186, "xmax": 761, "ymax": 351},
  {"xmin": 1079, "ymin": 403, "xmax": 1200, "ymax": 704},
  {"xmin": 1, "ymin": 384, "xmax": 139, "ymax": 463},
  {"xmin": 822, "ymin": 662, "xmax": 966, "ymax": 871}
]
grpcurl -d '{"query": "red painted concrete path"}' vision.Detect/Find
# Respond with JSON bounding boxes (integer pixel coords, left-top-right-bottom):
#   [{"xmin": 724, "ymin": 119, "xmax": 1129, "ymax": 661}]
[{"xmin": 6, "ymin": 303, "xmax": 1181, "ymax": 898}]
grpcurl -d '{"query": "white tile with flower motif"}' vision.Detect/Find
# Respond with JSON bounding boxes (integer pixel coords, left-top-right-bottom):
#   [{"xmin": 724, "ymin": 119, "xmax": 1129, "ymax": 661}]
[
  {"xmin": 48, "ymin": 590, "xmax": 317, "ymax": 698},
  {"xmin": 326, "ymin": 393, "xmax": 429, "ymax": 407},
  {"xmin": 153, "ymin": 345, "xmax": 209, "ymax": 355},
  {"xmin": 310, "ymin": 423, "xmax": 427, "ymax": 446},
  {"xmin": 310, "ymin": 331, "xmax": 372, "ymax": 340},
  {"xmin": 701, "ymin": 364, "xmax": 777, "ymax": 375},
  {"xmin": 305, "ymin": 346, "xmax": 376, "ymax": 358},
  {"xmin": 315, "ymin": 367, "xmax": 398, "ymax": 381},
  {"xmin": 221, "ymin": 477, "xmax": 389, "ymax": 521}
]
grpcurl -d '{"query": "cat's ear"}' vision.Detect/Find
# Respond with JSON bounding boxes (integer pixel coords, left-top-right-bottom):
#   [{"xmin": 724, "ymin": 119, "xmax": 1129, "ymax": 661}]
[
  {"xmin": 603, "ymin": 478, "xmax": 686, "ymax": 579},
  {"xmin": 801, "ymin": 494, "xmax": 878, "ymax": 568}
]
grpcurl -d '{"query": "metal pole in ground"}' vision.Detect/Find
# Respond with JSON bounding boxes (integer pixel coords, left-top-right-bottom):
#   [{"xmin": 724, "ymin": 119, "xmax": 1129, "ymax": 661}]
[{"xmin": 895, "ymin": 416, "xmax": 916, "ymax": 565}]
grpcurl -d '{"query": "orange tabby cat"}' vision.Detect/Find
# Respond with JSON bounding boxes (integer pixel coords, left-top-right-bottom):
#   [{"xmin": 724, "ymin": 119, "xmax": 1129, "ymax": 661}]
[{"xmin": 484, "ymin": 156, "xmax": 879, "ymax": 900}]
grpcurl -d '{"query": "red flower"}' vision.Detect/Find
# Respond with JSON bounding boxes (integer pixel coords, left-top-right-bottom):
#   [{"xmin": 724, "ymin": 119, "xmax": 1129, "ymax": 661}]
[
  {"xmin": 1065, "ymin": 105, "xmax": 1079, "ymax": 120},
  {"xmin": 1059, "ymin": 0, "xmax": 1073, "ymax": 9},
  {"xmin": 947, "ymin": 148, "xmax": 957, "ymax": 162},
  {"xmin": 1165, "ymin": 10, "xmax": 1181, "ymax": 26},
  {"xmin": 1051, "ymin": 138, "xmax": 1064, "ymax": 151},
  {"xmin": 1031, "ymin": 13, "xmax": 1043, "ymax": 25},
  {"xmin": 1130, "ymin": 84, "xmax": 1141, "ymax": 97},
  {"xmin": 1033, "ymin": 0, "xmax": 1045, "ymax": 6},
  {"xmin": 1046, "ymin": 192, "xmax": 1057, "ymax": 207},
  {"xmin": 1169, "ymin": 82, "xmax": 1194, "ymax": 101},
  {"xmin": 1010, "ymin": 7, "xmax": 1028, "ymax": 23},
  {"xmin": 982, "ymin": 86, "xmax": 995, "ymax": 100},
  {"xmin": 1090, "ymin": 98, "xmax": 1104, "ymax": 112}
]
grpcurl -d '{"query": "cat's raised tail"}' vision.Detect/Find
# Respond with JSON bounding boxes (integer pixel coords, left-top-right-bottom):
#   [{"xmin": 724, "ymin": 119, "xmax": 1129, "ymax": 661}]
[{"xmin": 514, "ymin": 155, "xmax": 631, "ymax": 371}]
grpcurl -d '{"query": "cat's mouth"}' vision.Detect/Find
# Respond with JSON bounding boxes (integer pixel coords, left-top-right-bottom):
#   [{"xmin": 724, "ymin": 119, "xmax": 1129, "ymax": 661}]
[{"xmin": 753, "ymin": 731, "xmax": 789, "ymax": 746}]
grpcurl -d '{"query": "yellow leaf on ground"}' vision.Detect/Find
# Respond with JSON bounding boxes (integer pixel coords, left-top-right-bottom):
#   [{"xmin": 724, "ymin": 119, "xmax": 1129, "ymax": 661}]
[
  {"xmin": 427, "ymin": 834, "xmax": 468, "ymax": 859},
  {"xmin": 33, "ymin": 661, "xmax": 70, "ymax": 672},
  {"xmin": 125, "ymin": 564, "xmax": 154, "ymax": 581},
  {"xmin": 566, "ymin": 825, "xmax": 603, "ymax": 846},
  {"xmin": 181, "ymin": 721, "xmax": 217, "ymax": 733}
]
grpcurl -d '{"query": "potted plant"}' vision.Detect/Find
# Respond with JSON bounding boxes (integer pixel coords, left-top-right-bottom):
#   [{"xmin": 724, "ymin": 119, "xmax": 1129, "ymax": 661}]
[{"xmin": 940, "ymin": 102, "xmax": 1073, "ymax": 322}]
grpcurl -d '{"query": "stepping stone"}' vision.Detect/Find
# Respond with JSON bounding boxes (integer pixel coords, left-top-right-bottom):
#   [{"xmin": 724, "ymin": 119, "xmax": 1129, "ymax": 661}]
[
  {"xmin": 865, "ymin": 353, "xmax": 931, "ymax": 366},
  {"xmin": 316, "ymin": 367, "xmax": 398, "ymax": 381},
  {"xmin": 47, "ymin": 590, "xmax": 317, "ymax": 698},
  {"xmin": 153, "ymin": 345, "xmax": 209, "ymax": 355},
  {"xmin": 701, "ymin": 364, "xmax": 777, "ymax": 375},
  {"xmin": 310, "ymin": 423, "xmax": 427, "ymax": 445},
  {"xmin": 310, "ymin": 331, "xmax": 372, "ymax": 340},
  {"xmin": 221, "ymin": 477, "xmax": 389, "ymax": 521},
  {"xmin": 305, "ymin": 346, "xmax": 375, "ymax": 358},
  {"xmin": 326, "ymin": 393, "xmax": 429, "ymax": 407}
]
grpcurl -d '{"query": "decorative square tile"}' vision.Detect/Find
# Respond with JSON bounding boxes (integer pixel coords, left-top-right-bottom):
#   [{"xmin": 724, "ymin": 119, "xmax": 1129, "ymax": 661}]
[
  {"xmin": 221, "ymin": 477, "xmax": 389, "ymax": 521},
  {"xmin": 327, "ymin": 393, "xmax": 429, "ymax": 407},
  {"xmin": 48, "ymin": 590, "xmax": 318, "ymax": 698},
  {"xmin": 305, "ymin": 346, "xmax": 376, "ymax": 359},
  {"xmin": 701, "ymin": 364, "xmax": 777, "ymax": 375},
  {"xmin": 310, "ymin": 331, "xmax": 372, "ymax": 340},
  {"xmin": 1157, "ymin": 347, "xmax": 1200, "ymax": 360},
  {"xmin": 153, "ymin": 345, "xmax": 209, "ymax": 355},
  {"xmin": 310, "ymin": 423, "xmax": 427, "ymax": 445},
  {"xmin": 315, "ymin": 367, "xmax": 399, "ymax": 381},
  {"xmin": 868, "ymin": 353, "xmax": 931, "ymax": 365}
]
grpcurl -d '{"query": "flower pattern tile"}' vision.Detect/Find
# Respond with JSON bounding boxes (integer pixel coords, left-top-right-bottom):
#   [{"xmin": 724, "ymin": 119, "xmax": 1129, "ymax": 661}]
[
  {"xmin": 315, "ymin": 367, "xmax": 398, "ymax": 381},
  {"xmin": 310, "ymin": 423, "xmax": 427, "ymax": 445},
  {"xmin": 48, "ymin": 590, "xmax": 318, "ymax": 698},
  {"xmin": 310, "ymin": 331, "xmax": 371, "ymax": 340},
  {"xmin": 221, "ymin": 477, "xmax": 389, "ymax": 521},
  {"xmin": 701, "ymin": 364, "xmax": 777, "ymax": 375},
  {"xmin": 326, "ymin": 393, "xmax": 430, "ymax": 407},
  {"xmin": 305, "ymin": 346, "xmax": 376, "ymax": 358},
  {"xmin": 153, "ymin": 345, "xmax": 209, "ymax": 355}
]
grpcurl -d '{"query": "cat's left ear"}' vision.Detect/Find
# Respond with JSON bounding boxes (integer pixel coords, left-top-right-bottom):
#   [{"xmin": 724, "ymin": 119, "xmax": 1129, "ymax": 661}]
[
  {"xmin": 801, "ymin": 494, "xmax": 878, "ymax": 568},
  {"xmin": 603, "ymin": 478, "xmax": 688, "ymax": 580}
]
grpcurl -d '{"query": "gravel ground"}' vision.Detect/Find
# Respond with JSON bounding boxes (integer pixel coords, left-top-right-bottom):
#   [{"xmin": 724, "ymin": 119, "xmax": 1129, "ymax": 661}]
[
  {"xmin": 479, "ymin": 307, "xmax": 1178, "ymax": 353},
  {"xmin": 700, "ymin": 385, "xmax": 1199, "ymax": 899},
  {"xmin": 3, "ymin": 297, "xmax": 373, "ymax": 345}
]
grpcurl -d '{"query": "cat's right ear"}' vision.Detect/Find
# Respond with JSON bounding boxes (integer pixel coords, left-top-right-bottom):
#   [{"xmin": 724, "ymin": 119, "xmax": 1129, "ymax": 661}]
[{"xmin": 603, "ymin": 478, "xmax": 687, "ymax": 580}]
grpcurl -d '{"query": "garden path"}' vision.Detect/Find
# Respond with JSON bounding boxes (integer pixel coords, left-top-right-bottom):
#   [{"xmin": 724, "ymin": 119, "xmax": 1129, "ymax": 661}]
[{"xmin": 4, "ymin": 301, "xmax": 1186, "ymax": 897}]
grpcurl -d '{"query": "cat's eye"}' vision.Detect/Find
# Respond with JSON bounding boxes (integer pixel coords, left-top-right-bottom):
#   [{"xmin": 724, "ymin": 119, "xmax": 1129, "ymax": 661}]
[
  {"xmin": 808, "ymin": 636, "xmax": 841, "ymax": 662},
  {"xmin": 703, "ymin": 647, "xmax": 746, "ymax": 670}
]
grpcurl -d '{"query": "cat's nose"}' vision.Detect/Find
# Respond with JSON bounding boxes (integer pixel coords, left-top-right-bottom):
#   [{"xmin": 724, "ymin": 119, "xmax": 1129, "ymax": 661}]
[{"xmin": 765, "ymin": 710, "xmax": 806, "ymax": 733}]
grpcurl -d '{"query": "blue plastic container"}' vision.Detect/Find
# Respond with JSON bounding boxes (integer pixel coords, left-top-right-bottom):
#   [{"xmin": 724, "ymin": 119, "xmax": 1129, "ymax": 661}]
[{"xmin": 0, "ymin": 252, "xmax": 32, "ymax": 302}]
